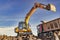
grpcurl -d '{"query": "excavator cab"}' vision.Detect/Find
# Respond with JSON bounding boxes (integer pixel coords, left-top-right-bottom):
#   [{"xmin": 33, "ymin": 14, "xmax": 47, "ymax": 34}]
[
  {"xmin": 18, "ymin": 22, "xmax": 27, "ymax": 30},
  {"xmin": 15, "ymin": 22, "xmax": 32, "ymax": 36}
]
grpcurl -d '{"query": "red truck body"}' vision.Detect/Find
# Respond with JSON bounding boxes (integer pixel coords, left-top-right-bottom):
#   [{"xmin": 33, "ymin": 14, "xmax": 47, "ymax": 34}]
[{"xmin": 37, "ymin": 18, "xmax": 60, "ymax": 33}]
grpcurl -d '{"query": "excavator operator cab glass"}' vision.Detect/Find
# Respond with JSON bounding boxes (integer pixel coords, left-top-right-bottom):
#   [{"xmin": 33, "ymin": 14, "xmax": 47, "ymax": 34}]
[
  {"xmin": 18, "ymin": 22, "xmax": 29, "ymax": 29},
  {"xmin": 18, "ymin": 22, "xmax": 23, "ymax": 29}
]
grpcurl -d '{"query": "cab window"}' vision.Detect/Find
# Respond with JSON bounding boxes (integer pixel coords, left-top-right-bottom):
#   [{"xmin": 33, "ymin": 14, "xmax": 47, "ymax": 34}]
[{"xmin": 19, "ymin": 23, "xmax": 23, "ymax": 29}]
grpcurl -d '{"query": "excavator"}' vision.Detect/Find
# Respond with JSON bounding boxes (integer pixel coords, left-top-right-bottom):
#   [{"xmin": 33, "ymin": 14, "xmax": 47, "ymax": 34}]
[{"xmin": 14, "ymin": 2, "xmax": 56, "ymax": 40}]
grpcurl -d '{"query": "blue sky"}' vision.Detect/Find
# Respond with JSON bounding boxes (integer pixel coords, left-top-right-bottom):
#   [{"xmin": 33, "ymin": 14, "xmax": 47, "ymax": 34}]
[{"xmin": 0, "ymin": 0, "xmax": 60, "ymax": 36}]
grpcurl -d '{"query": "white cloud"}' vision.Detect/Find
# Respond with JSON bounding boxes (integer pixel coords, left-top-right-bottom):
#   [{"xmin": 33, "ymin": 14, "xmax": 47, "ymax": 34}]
[
  {"xmin": 0, "ymin": 16, "xmax": 24, "ymax": 22},
  {"xmin": 0, "ymin": 25, "xmax": 37, "ymax": 36},
  {"xmin": 0, "ymin": 26, "xmax": 17, "ymax": 36}
]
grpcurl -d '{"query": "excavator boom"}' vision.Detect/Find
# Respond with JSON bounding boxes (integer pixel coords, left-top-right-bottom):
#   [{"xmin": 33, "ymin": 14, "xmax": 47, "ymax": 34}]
[
  {"xmin": 25, "ymin": 3, "xmax": 45, "ymax": 25},
  {"xmin": 25, "ymin": 2, "xmax": 56, "ymax": 25}
]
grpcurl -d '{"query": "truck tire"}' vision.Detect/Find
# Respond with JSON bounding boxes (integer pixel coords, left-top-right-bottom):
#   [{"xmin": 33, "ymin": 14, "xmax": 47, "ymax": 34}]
[{"xmin": 38, "ymin": 33, "xmax": 44, "ymax": 39}]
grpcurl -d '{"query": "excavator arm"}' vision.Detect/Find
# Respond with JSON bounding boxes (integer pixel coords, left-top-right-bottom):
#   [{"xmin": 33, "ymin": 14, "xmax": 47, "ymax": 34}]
[
  {"xmin": 25, "ymin": 2, "xmax": 56, "ymax": 25},
  {"xmin": 25, "ymin": 3, "xmax": 45, "ymax": 25}
]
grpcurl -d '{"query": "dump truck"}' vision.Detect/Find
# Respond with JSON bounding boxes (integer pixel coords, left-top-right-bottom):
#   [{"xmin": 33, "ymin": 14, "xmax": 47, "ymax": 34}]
[{"xmin": 37, "ymin": 18, "xmax": 60, "ymax": 40}]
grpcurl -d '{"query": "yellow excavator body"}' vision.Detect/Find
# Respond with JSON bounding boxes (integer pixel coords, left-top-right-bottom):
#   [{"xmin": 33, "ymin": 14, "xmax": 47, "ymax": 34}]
[{"xmin": 15, "ymin": 27, "xmax": 31, "ymax": 33}]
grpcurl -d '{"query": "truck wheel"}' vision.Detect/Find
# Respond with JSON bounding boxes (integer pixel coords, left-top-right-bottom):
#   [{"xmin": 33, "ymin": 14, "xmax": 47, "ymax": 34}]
[
  {"xmin": 38, "ymin": 33, "xmax": 42, "ymax": 39},
  {"xmin": 38, "ymin": 33, "xmax": 47, "ymax": 39},
  {"xmin": 48, "ymin": 32, "xmax": 55, "ymax": 40}
]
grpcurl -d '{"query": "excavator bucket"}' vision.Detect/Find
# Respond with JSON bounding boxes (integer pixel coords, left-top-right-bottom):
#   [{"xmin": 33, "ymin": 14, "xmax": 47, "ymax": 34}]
[
  {"xmin": 46, "ymin": 4, "xmax": 56, "ymax": 12},
  {"xmin": 49, "ymin": 4, "xmax": 56, "ymax": 12}
]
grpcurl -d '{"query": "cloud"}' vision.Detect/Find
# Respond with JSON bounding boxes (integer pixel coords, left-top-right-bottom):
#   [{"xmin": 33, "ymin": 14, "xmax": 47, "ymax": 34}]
[
  {"xmin": 0, "ymin": 14, "xmax": 24, "ymax": 22},
  {"xmin": 0, "ymin": 26, "xmax": 17, "ymax": 36},
  {"xmin": 0, "ymin": 25, "xmax": 37, "ymax": 36}
]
